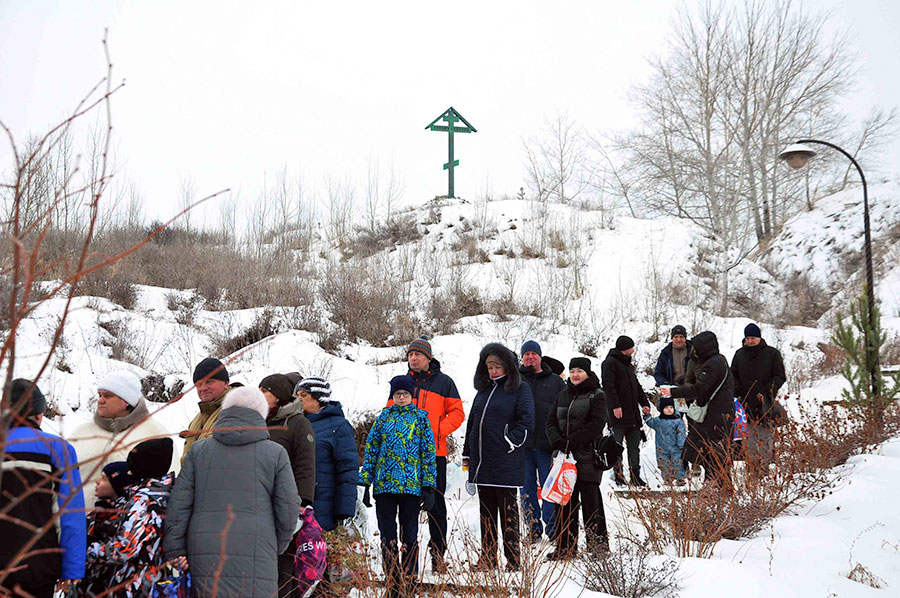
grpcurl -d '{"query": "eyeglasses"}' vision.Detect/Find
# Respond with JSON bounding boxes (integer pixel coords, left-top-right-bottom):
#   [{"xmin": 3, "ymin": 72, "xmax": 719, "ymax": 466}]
[{"xmin": 393, "ymin": 390, "xmax": 412, "ymax": 398}]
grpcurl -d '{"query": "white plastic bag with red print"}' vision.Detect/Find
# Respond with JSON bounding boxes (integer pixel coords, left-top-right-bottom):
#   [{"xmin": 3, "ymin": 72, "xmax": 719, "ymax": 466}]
[{"xmin": 541, "ymin": 451, "xmax": 578, "ymax": 505}]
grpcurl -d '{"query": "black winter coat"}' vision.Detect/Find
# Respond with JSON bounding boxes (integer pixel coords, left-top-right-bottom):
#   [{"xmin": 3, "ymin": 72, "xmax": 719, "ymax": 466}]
[
  {"xmin": 520, "ymin": 362, "xmax": 566, "ymax": 452},
  {"xmin": 670, "ymin": 332, "xmax": 735, "ymax": 461},
  {"xmin": 267, "ymin": 399, "xmax": 317, "ymax": 507},
  {"xmin": 601, "ymin": 349, "xmax": 650, "ymax": 428},
  {"xmin": 731, "ymin": 340, "xmax": 786, "ymax": 423},
  {"xmin": 463, "ymin": 343, "xmax": 535, "ymax": 488},
  {"xmin": 545, "ymin": 372, "xmax": 607, "ymax": 483}
]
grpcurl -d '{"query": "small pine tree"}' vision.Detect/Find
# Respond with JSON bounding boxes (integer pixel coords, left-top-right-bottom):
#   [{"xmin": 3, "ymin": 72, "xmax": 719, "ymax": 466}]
[{"xmin": 832, "ymin": 292, "xmax": 900, "ymax": 412}]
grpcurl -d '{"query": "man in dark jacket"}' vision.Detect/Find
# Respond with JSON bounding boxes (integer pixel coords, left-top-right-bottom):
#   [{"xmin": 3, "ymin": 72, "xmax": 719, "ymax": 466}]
[
  {"xmin": 2, "ymin": 379, "xmax": 86, "ymax": 598},
  {"xmin": 731, "ymin": 323, "xmax": 787, "ymax": 466},
  {"xmin": 654, "ymin": 325, "xmax": 693, "ymax": 387},
  {"xmin": 391, "ymin": 337, "xmax": 465, "ymax": 573},
  {"xmin": 661, "ymin": 331, "xmax": 736, "ymax": 488},
  {"xmin": 518, "ymin": 340, "xmax": 565, "ymax": 541},
  {"xmin": 601, "ymin": 336, "xmax": 651, "ymax": 486}
]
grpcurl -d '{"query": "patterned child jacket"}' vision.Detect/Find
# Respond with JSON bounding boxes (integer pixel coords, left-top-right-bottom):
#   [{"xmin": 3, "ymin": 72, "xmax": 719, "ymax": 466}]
[
  {"xmin": 85, "ymin": 473, "xmax": 175, "ymax": 598},
  {"xmin": 359, "ymin": 403, "xmax": 437, "ymax": 496}
]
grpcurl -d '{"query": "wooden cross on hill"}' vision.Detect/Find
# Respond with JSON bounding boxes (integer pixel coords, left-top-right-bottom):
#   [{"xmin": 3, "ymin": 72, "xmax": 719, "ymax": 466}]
[{"xmin": 425, "ymin": 107, "xmax": 477, "ymax": 198}]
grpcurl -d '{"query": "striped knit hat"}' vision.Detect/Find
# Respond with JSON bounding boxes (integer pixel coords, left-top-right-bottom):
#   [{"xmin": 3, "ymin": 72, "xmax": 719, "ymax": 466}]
[
  {"xmin": 293, "ymin": 376, "xmax": 332, "ymax": 401},
  {"xmin": 407, "ymin": 337, "xmax": 433, "ymax": 360}
]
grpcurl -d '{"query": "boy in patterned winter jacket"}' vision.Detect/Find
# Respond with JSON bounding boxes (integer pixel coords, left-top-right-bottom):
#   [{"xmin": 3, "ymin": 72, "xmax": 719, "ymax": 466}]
[{"xmin": 360, "ymin": 375, "xmax": 437, "ymax": 583}]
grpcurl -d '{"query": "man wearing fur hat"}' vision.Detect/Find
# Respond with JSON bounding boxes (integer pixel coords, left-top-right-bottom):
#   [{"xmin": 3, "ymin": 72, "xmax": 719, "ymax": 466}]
[
  {"xmin": 601, "ymin": 336, "xmax": 651, "ymax": 487},
  {"xmin": 69, "ymin": 369, "xmax": 179, "ymax": 508},
  {"xmin": 180, "ymin": 357, "xmax": 235, "ymax": 461}
]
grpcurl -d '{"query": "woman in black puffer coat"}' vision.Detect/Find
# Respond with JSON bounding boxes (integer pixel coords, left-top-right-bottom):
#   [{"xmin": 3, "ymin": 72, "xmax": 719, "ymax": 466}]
[
  {"xmin": 462, "ymin": 343, "xmax": 534, "ymax": 571},
  {"xmin": 545, "ymin": 357, "xmax": 609, "ymax": 558},
  {"xmin": 661, "ymin": 331, "xmax": 735, "ymax": 488}
]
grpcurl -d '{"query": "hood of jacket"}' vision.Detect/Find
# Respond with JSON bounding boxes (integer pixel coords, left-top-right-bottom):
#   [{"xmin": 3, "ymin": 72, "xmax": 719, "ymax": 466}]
[
  {"xmin": 566, "ymin": 370, "xmax": 601, "ymax": 396},
  {"xmin": 93, "ymin": 397, "xmax": 151, "ymax": 434},
  {"xmin": 267, "ymin": 397, "xmax": 303, "ymax": 424},
  {"xmin": 692, "ymin": 331, "xmax": 720, "ymax": 361},
  {"xmin": 474, "ymin": 343, "xmax": 522, "ymax": 392},
  {"xmin": 520, "ymin": 361, "xmax": 554, "ymax": 380},
  {"xmin": 125, "ymin": 471, "xmax": 174, "ymax": 498},
  {"xmin": 212, "ymin": 406, "xmax": 270, "ymax": 445},
  {"xmin": 304, "ymin": 400, "xmax": 347, "ymax": 423}
]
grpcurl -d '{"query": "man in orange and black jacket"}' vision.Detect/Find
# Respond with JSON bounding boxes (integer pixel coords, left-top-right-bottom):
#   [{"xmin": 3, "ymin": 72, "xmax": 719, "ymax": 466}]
[{"xmin": 387, "ymin": 337, "xmax": 464, "ymax": 573}]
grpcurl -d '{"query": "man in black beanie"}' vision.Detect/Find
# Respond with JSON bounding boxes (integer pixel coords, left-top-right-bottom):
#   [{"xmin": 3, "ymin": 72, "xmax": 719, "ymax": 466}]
[
  {"xmin": 181, "ymin": 357, "xmax": 233, "ymax": 461},
  {"xmin": 654, "ymin": 325, "xmax": 693, "ymax": 387},
  {"xmin": 731, "ymin": 323, "xmax": 786, "ymax": 469},
  {"xmin": 601, "ymin": 336, "xmax": 651, "ymax": 486}
]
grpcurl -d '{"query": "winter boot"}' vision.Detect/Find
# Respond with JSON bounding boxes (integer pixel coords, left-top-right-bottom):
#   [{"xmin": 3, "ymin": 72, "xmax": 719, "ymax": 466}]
[
  {"xmin": 630, "ymin": 467, "xmax": 648, "ymax": 487},
  {"xmin": 612, "ymin": 463, "xmax": 627, "ymax": 486}
]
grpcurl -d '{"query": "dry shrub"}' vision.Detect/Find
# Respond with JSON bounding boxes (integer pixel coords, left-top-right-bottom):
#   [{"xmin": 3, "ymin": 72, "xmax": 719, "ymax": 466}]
[
  {"xmin": 73, "ymin": 266, "xmax": 138, "ymax": 310},
  {"xmin": 320, "ymin": 260, "xmax": 408, "ymax": 346},
  {"xmin": 625, "ymin": 402, "xmax": 900, "ymax": 557},
  {"xmin": 210, "ymin": 308, "xmax": 279, "ymax": 357},
  {"xmin": 777, "ymin": 271, "xmax": 832, "ymax": 326},
  {"xmin": 344, "ymin": 514, "xmax": 574, "ymax": 598},
  {"xmin": 352, "ymin": 409, "xmax": 380, "ymax": 464},
  {"xmin": 141, "ymin": 374, "xmax": 186, "ymax": 404},
  {"xmin": 429, "ymin": 286, "xmax": 488, "ymax": 335},
  {"xmin": 450, "ymin": 232, "xmax": 490, "ymax": 264},
  {"xmin": 813, "ymin": 342, "xmax": 846, "ymax": 378},
  {"xmin": 346, "ymin": 213, "xmax": 422, "ymax": 259},
  {"xmin": 575, "ymin": 540, "xmax": 681, "ymax": 598}
]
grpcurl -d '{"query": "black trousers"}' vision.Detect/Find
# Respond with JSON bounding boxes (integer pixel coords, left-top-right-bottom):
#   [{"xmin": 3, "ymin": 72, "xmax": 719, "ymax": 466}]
[
  {"xmin": 477, "ymin": 486, "xmax": 520, "ymax": 567},
  {"xmin": 555, "ymin": 480, "xmax": 607, "ymax": 554},
  {"xmin": 426, "ymin": 456, "xmax": 448, "ymax": 561},
  {"xmin": 375, "ymin": 493, "xmax": 421, "ymax": 579},
  {"xmin": 278, "ymin": 538, "xmax": 298, "ymax": 598},
  {"xmin": 612, "ymin": 425, "xmax": 642, "ymax": 478}
]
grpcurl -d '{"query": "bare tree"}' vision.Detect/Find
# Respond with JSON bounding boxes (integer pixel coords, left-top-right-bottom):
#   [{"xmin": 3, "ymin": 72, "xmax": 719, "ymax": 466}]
[{"xmin": 610, "ymin": 0, "xmax": 890, "ymax": 313}]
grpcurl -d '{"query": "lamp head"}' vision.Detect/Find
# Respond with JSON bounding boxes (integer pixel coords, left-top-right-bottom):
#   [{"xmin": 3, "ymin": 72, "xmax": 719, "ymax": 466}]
[{"xmin": 778, "ymin": 143, "xmax": 817, "ymax": 169}]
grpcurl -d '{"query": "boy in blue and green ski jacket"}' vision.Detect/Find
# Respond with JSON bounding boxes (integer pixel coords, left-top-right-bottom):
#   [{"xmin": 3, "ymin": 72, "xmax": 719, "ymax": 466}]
[{"xmin": 359, "ymin": 375, "xmax": 436, "ymax": 581}]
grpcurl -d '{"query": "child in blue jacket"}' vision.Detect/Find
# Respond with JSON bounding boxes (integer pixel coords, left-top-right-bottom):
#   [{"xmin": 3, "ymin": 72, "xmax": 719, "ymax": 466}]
[
  {"xmin": 359, "ymin": 375, "xmax": 437, "ymax": 582},
  {"xmin": 643, "ymin": 396, "xmax": 687, "ymax": 484}
]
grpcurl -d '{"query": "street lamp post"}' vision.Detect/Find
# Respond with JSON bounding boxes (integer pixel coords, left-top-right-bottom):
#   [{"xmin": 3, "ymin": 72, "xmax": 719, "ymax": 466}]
[{"xmin": 778, "ymin": 139, "xmax": 879, "ymax": 399}]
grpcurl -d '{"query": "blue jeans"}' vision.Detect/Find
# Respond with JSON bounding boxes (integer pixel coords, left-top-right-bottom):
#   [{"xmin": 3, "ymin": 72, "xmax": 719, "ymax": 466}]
[{"xmin": 519, "ymin": 448, "xmax": 555, "ymax": 538}]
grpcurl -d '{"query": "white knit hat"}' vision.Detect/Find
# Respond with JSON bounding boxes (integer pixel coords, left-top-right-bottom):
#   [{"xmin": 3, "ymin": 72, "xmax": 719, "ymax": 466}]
[{"xmin": 97, "ymin": 370, "xmax": 143, "ymax": 407}]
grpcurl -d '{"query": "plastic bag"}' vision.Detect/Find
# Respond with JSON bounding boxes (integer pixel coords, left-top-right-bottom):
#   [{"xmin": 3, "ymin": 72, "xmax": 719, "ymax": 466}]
[
  {"xmin": 541, "ymin": 451, "xmax": 578, "ymax": 505},
  {"xmin": 733, "ymin": 397, "xmax": 750, "ymax": 440},
  {"xmin": 294, "ymin": 507, "xmax": 327, "ymax": 598}
]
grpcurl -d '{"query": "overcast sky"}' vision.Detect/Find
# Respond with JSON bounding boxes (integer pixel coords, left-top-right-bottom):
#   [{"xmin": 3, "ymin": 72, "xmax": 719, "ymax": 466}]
[{"xmin": 1, "ymin": 0, "xmax": 898, "ymax": 226}]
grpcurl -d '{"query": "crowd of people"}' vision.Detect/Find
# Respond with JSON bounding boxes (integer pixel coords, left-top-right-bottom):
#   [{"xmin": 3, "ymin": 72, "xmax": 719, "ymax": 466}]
[{"xmin": 2, "ymin": 324, "xmax": 787, "ymax": 597}]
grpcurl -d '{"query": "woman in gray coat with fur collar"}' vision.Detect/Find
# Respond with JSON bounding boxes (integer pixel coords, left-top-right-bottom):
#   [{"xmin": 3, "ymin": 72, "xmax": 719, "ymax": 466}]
[{"xmin": 164, "ymin": 387, "xmax": 300, "ymax": 598}]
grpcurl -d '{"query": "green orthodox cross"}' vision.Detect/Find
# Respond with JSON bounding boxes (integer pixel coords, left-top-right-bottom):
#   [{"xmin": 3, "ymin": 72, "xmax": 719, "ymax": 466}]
[{"xmin": 425, "ymin": 107, "xmax": 477, "ymax": 198}]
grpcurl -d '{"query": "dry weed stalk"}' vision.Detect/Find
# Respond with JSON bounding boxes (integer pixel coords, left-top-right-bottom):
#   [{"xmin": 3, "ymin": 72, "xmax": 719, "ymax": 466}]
[{"xmin": 620, "ymin": 400, "xmax": 900, "ymax": 559}]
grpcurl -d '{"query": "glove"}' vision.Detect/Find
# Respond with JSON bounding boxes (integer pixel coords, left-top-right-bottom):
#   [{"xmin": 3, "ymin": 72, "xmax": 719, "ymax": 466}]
[
  {"xmin": 420, "ymin": 487, "xmax": 435, "ymax": 512},
  {"xmin": 362, "ymin": 485, "xmax": 372, "ymax": 508},
  {"xmin": 335, "ymin": 513, "xmax": 352, "ymax": 525},
  {"xmin": 552, "ymin": 438, "xmax": 567, "ymax": 452},
  {"xmin": 640, "ymin": 430, "xmax": 648, "ymax": 443}
]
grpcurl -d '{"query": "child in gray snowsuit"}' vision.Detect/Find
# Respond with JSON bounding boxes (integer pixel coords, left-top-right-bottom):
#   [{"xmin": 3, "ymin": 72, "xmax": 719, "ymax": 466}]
[{"xmin": 643, "ymin": 397, "xmax": 687, "ymax": 484}]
